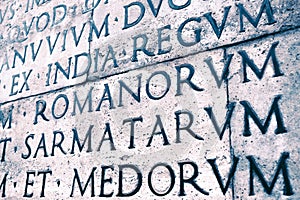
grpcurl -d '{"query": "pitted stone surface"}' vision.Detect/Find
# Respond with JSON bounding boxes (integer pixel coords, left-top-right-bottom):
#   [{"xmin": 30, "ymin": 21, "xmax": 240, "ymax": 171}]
[{"xmin": 0, "ymin": 0, "xmax": 299, "ymax": 199}]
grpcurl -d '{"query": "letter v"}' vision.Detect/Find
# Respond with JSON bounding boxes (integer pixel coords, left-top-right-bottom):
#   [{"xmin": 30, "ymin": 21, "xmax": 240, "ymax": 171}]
[
  {"xmin": 207, "ymin": 155, "xmax": 239, "ymax": 195},
  {"xmin": 46, "ymin": 32, "xmax": 61, "ymax": 55},
  {"xmin": 0, "ymin": 6, "xmax": 8, "ymax": 24},
  {"xmin": 147, "ymin": 0, "xmax": 163, "ymax": 17},
  {"xmin": 204, "ymin": 102, "xmax": 236, "ymax": 140},
  {"xmin": 23, "ymin": 17, "xmax": 35, "ymax": 36},
  {"xmin": 30, "ymin": 39, "xmax": 43, "ymax": 61},
  {"xmin": 204, "ymin": 53, "xmax": 234, "ymax": 88},
  {"xmin": 204, "ymin": 6, "xmax": 231, "ymax": 39},
  {"xmin": 71, "ymin": 22, "xmax": 87, "ymax": 47}
]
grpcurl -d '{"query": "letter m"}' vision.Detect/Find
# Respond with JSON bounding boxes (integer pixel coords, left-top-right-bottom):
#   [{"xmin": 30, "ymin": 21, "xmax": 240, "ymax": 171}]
[
  {"xmin": 237, "ymin": 0, "xmax": 277, "ymax": 32},
  {"xmin": 0, "ymin": 105, "xmax": 13, "ymax": 129},
  {"xmin": 72, "ymin": 87, "xmax": 93, "ymax": 115},
  {"xmin": 238, "ymin": 42, "xmax": 283, "ymax": 83},
  {"xmin": 88, "ymin": 14, "xmax": 110, "ymax": 42},
  {"xmin": 240, "ymin": 95, "xmax": 287, "ymax": 137},
  {"xmin": 70, "ymin": 167, "xmax": 97, "ymax": 197},
  {"xmin": 246, "ymin": 152, "xmax": 294, "ymax": 196},
  {"xmin": 0, "ymin": 173, "xmax": 7, "ymax": 197},
  {"xmin": 71, "ymin": 125, "xmax": 94, "ymax": 154}
]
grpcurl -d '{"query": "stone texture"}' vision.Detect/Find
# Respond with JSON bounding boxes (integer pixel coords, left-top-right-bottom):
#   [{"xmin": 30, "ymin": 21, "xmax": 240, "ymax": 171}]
[{"xmin": 0, "ymin": 0, "xmax": 299, "ymax": 199}]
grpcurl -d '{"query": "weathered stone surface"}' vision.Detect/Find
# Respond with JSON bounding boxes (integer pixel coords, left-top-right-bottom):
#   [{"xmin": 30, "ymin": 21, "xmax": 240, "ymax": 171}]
[
  {"xmin": 0, "ymin": 0, "xmax": 299, "ymax": 102},
  {"xmin": 228, "ymin": 29, "xmax": 300, "ymax": 199},
  {"xmin": 0, "ymin": 0, "xmax": 299, "ymax": 199}
]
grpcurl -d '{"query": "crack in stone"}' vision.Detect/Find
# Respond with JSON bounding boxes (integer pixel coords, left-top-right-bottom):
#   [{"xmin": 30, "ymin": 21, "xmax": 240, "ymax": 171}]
[
  {"xmin": 224, "ymin": 47, "xmax": 236, "ymax": 200},
  {"xmin": 1, "ymin": 26, "xmax": 300, "ymax": 107}
]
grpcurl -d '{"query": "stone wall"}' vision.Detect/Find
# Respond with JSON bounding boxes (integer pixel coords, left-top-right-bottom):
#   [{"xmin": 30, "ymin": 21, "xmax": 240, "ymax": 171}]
[{"xmin": 0, "ymin": 0, "xmax": 299, "ymax": 199}]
